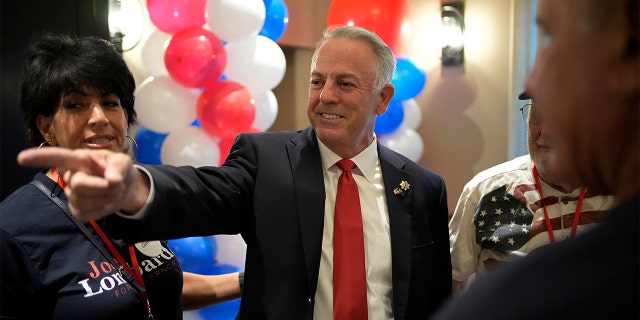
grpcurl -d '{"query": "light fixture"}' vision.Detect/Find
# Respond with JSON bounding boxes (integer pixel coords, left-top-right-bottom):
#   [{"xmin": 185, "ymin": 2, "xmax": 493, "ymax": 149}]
[
  {"xmin": 441, "ymin": 1, "xmax": 465, "ymax": 66},
  {"xmin": 108, "ymin": 0, "xmax": 144, "ymax": 53}
]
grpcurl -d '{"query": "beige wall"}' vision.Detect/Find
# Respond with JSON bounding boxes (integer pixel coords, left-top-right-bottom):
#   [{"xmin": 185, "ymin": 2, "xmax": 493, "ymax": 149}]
[{"xmin": 273, "ymin": 0, "xmax": 528, "ymax": 214}]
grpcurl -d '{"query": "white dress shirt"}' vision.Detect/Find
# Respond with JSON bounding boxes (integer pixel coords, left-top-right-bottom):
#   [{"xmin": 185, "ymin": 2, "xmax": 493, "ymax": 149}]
[{"xmin": 314, "ymin": 138, "xmax": 393, "ymax": 320}]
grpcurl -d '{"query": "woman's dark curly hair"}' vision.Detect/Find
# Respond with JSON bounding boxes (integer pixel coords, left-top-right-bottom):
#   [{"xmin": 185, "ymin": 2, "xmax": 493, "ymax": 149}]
[{"xmin": 20, "ymin": 33, "xmax": 137, "ymax": 146}]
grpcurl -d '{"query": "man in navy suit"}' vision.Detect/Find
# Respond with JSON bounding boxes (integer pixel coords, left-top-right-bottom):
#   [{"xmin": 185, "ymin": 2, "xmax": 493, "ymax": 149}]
[{"xmin": 18, "ymin": 26, "xmax": 452, "ymax": 319}]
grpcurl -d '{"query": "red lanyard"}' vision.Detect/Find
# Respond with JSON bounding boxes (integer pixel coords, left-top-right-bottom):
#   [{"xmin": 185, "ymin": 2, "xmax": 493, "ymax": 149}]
[
  {"xmin": 89, "ymin": 221, "xmax": 152, "ymax": 317},
  {"xmin": 52, "ymin": 168, "xmax": 153, "ymax": 319},
  {"xmin": 532, "ymin": 165, "xmax": 585, "ymax": 243}
]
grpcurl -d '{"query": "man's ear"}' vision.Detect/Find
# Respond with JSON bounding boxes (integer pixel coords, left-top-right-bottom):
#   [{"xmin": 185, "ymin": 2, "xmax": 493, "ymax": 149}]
[
  {"xmin": 376, "ymin": 84, "xmax": 395, "ymax": 116},
  {"xmin": 605, "ymin": 25, "xmax": 639, "ymax": 105},
  {"xmin": 607, "ymin": 57, "xmax": 639, "ymax": 105}
]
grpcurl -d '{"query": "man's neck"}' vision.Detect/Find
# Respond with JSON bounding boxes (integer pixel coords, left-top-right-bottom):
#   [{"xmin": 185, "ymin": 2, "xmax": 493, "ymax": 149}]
[
  {"xmin": 612, "ymin": 153, "xmax": 640, "ymax": 201},
  {"xmin": 536, "ymin": 167, "xmax": 579, "ymax": 194},
  {"xmin": 544, "ymin": 179, "xmax": 580, "ymax": 194}
]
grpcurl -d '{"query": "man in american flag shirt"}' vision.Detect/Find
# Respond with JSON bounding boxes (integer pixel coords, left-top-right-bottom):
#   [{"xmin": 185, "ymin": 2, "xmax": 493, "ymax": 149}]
[{"xmin": 448, "ymin": 92, "xmax": 615, "ymax": 294}]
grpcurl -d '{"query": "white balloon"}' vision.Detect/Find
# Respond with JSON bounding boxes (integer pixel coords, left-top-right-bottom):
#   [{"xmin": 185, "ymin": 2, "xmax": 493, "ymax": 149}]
[
  {"xmin": 182, "ymin": 311, "xmax": 204, "ymax": 320},
  {"xmin": 213, "ymin": 234, "xmax": 247, "ymax": 269},
  {"xmin": 160, "ymin": 126, "xmax": 221, "ymax": 167},
  {"xmin": 206, "ymin": 0, "xmax": 266, "ymax": 43},
  {"xmin": 400, "ymin": 99, "xmax": 422, "ymax": 130},
  {"xmin": 141, "ymin": 28, "xmax": 170, "ymax": 76},
  {"xmin": 379, "ymin": 128, "xmax": 424, "ymax": 162},
  {"xmin": 135, "ymin": 76, "xmax": 198, "ymax": 133},
  {"xmin": 224, "ymin": 35, "xmax": 286, "ymax": 94},
  {"xmin": 251, "ymin": 90, "xmax": 279, "ymax": 131}
]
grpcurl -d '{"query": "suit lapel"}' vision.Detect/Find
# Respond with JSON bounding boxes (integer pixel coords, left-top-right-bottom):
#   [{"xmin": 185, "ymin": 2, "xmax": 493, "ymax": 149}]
[
  {"xmin": 286, "ymin": 127, "xmax": 325, "ymax": 298},
  {"xmin": 378, "ymin": 144, "xmax": 413, "ymax": 319}
]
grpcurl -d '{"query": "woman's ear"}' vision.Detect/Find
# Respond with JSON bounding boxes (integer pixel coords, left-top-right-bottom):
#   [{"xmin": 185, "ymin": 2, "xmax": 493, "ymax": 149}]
[{"xmin": 36, "ymin": 114, "xmax": 54, "ymax": 144}]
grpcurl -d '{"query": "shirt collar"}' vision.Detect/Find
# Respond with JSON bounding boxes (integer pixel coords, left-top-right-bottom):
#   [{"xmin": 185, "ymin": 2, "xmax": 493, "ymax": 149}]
[{"xmin": 317, "ymin": 137, "xmax": 379, "ymax": 183}]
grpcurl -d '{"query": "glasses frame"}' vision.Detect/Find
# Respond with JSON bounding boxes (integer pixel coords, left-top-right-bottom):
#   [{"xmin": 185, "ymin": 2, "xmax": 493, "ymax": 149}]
[{"xmin": 519, "ymin": 103, "xmax": 532, "ymax": 123}]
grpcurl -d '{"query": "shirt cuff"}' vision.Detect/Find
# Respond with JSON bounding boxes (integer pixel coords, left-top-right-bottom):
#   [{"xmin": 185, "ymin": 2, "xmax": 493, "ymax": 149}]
[{"xmin": 115, "ymin": 164, "xmax": 155, "ymax": 220}]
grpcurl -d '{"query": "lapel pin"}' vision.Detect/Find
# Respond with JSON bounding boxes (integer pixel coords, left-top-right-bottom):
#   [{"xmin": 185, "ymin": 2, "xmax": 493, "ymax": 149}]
[{"xmin": 393, "ymin": 180, "xmax": 410, "ymax": 196}]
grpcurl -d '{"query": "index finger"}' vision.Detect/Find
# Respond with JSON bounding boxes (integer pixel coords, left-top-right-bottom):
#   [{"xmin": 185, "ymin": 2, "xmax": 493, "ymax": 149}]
[{"xmin": 17, "ymin": 147, "xmax": 89, "ymax": 169}]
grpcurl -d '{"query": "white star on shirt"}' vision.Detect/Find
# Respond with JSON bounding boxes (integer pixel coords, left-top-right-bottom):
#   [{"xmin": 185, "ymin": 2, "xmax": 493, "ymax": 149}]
[
  {"xmin": 491, "ymin": 236, "xmax": 500, "ymax": 243},
  {"xmin": 508, "ymin": 238, "xmax": 515, "ymax": 245},
  {"xmin": 494, "ymin": 208, "xmax": 503, "ymax": 215},
  {"xmin": 480, "ymin": 210, "xmax": 488, "ymax": 217},
  {"xmin": 491, "ymin": 196, "xmax": 497, "ymax": 202}
]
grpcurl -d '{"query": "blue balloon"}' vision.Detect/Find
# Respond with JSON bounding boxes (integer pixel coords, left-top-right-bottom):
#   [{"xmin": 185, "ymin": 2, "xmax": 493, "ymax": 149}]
[
  {"xmin": 263, "ymin": 0, "xmax": 272, "ymax": 11},
  {"xmin": 134, "ymin": 126, "xmax": 167, "ymax": 165},
  {"xmin": 391, "ymin": 57, "xmax": 427, "ymax": 101},
  {"xmin": 209, "ymin": 263, "xmax": 242, "ymax": 275},
  {"xmin": 197, "ymin": 298, "xmax": 241, "ymax": 320},
  {"xmin": 375, "ymin": 97, "xmax": 404, "ymax": 135},
  {"xmin": 167, "ymin": 236, "xmax": 217, "ymax": 274},
  {"xmin": 258, "ymin": 0, "xmax": 288, "ymax": 42}
]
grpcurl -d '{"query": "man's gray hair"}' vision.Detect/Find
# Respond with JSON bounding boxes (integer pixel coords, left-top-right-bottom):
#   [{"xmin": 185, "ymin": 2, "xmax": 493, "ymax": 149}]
[{"xmin": 311, "ymin": 25, "xmax": 396, "ymax": 92}]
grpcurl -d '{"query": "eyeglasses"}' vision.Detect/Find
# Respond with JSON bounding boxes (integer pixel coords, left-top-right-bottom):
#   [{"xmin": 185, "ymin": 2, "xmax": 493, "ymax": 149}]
[
  {"xmin": 519, "ymin": 103, "xmax": 535, "ymax": 123},
  {"xmin": 519, "ymin": 103, "xmax": 531, "ymax": 122}
]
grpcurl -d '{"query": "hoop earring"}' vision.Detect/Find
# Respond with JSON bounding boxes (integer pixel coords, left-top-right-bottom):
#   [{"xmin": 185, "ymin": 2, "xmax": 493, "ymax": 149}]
[
  {"xmin": 125, "ymin": 135, "xmax": 139, "ymax": 160},
  {"xmin": 38, "ymin": 141, "xmax": 51, "ymax": 149}
]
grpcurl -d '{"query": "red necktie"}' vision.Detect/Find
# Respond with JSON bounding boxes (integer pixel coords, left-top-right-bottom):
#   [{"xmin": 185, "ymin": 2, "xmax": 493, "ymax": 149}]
[{"xmin": 333, "ymin": 159, "xmax": 368, "ymax": 320}]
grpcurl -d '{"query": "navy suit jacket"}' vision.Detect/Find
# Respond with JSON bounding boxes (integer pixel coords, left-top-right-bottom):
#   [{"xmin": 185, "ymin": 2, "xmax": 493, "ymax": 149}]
[{"xmin": 117, "ymin": 127, "xmax": 452, "ymax": 319}]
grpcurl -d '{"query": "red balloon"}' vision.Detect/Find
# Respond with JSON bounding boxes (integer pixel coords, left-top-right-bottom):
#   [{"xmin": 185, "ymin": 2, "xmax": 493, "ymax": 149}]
[
  {"xmin": 147, "ymin": 0, "xmax": 207, "ymax": 34},
  {"xmin": 217, "ymin": 137, "xmax": 234, "ymax": 166},
  {"xmin": 218, "ymin": 127, "xmax": 261, "ymax": 165},
  {"xmin": 326, "ymin": 0, "xmax": 410, "ymax": 55},
  {"xmin": 165, "ymin": 27, "xmax": 227, "ymax": 88},
  {"xmin": 197, "ymin": 81, "xmax": 256, "ymax": 139}
]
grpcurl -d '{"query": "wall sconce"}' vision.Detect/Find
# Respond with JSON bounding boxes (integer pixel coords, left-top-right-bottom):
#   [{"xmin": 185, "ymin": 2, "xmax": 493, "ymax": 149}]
[
  {"xmin": 441, "ymin": 1, "xmax": 465, "ymax": 66},
  {"xmin": 108, "ymin": 0, "xmax": 144, "ymax": 53}
]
